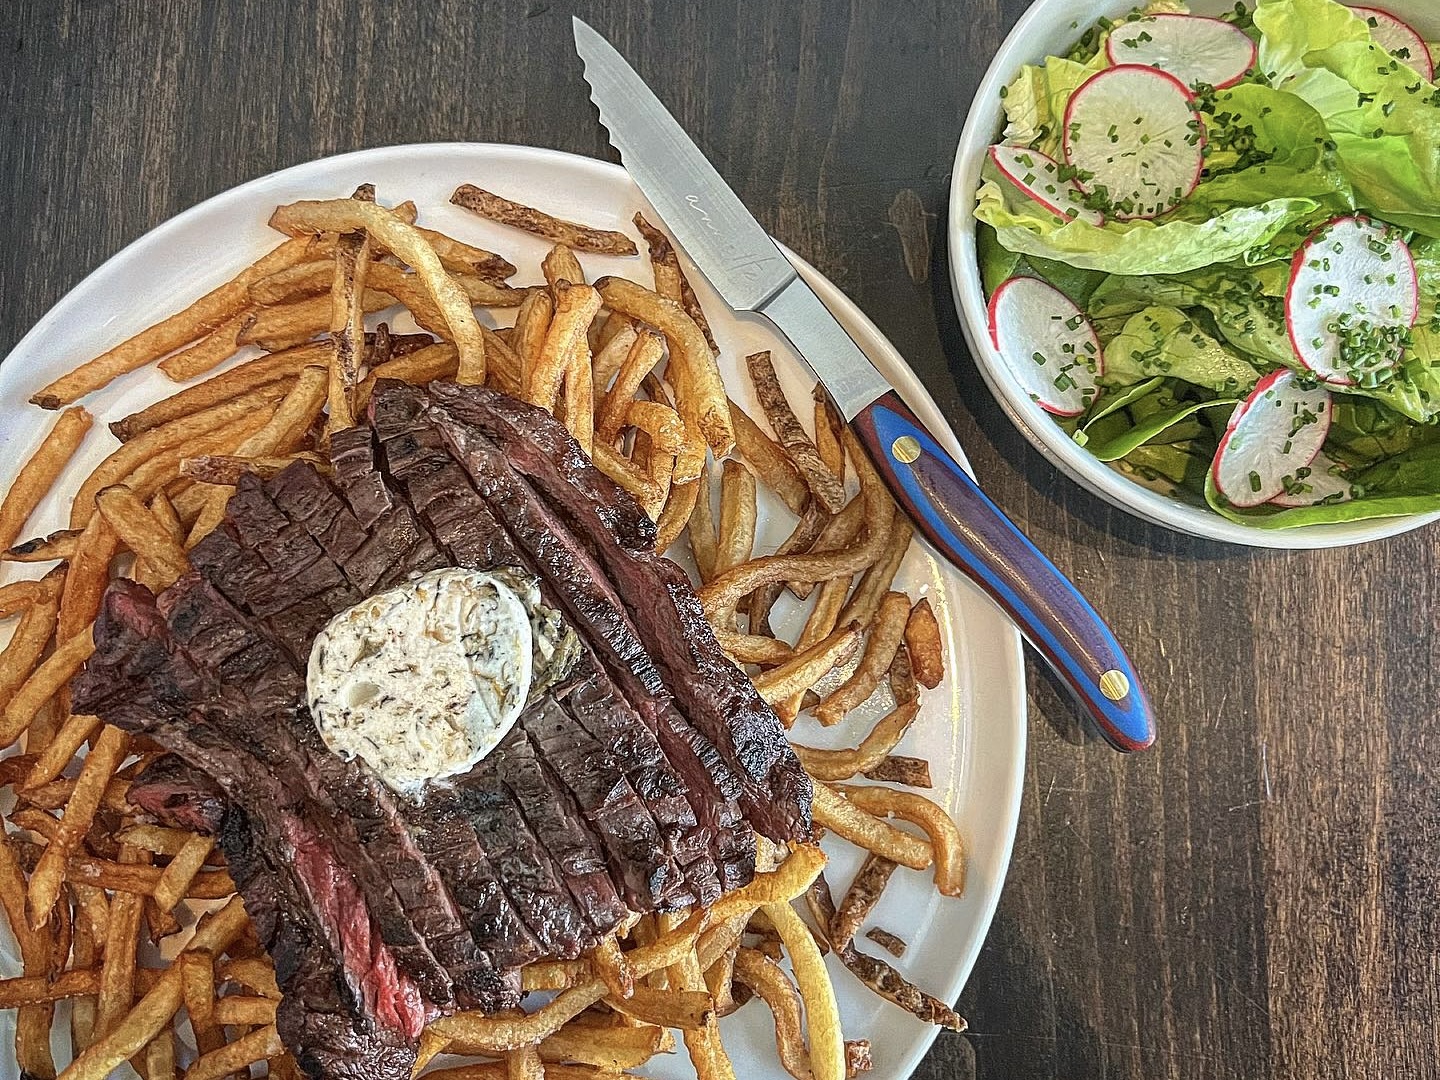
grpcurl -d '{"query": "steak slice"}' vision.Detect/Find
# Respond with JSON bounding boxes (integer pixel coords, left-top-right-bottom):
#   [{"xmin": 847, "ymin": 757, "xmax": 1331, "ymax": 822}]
[{"xmin": 428, "ymin": 381, "xmax": 812, "ymax": 841}]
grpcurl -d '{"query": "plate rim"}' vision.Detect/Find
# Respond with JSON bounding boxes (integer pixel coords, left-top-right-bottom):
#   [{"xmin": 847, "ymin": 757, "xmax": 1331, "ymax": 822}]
[{"xmin": 0, "ymin": 141, "xmax": 1027, "ymax": 1079}]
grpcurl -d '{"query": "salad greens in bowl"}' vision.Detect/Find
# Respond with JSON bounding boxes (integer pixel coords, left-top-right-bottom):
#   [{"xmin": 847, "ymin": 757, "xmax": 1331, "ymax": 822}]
[{"xmin": 951, "ymin": 0, "xmax": 1440, "ymax": 546}]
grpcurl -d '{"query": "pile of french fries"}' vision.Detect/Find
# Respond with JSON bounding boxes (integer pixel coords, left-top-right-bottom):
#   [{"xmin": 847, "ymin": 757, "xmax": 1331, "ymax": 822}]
[{"xmin": 0, "ymin": 181, "xmax": 967, "ymax": 1080}]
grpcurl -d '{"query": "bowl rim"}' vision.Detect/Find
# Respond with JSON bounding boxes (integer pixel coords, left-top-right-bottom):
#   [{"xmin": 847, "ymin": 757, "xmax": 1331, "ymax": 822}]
[{"xmin": 945, "ymin": 0, "xmax": 1440, "ymax": 549}]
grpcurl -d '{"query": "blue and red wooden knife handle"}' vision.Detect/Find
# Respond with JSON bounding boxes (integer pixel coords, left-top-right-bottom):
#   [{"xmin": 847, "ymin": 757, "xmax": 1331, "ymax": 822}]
[{"xmin": 851, "ymin": 391, "xmax": 1155, "ymax": 752}]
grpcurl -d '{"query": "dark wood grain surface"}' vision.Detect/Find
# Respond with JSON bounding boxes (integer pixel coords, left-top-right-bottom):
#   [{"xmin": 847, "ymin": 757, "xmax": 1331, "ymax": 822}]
[{"xmin": 2, "ymin": 2, "xmax": 1432, "ymax": 1078}]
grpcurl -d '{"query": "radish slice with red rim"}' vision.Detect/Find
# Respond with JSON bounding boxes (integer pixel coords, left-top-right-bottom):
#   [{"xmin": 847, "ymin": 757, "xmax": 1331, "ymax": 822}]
[
  {"xmin": 1104, "ymin": 13, "xmax": 1258, "ymax": 90},
  {"xmin": 1270, "ymin": 452, "xmax": 1354, "ymax": 508},
  {"xmin": 1062, "ymin": 65, "xmax": 1205, "ymax": 220},
  {"xmin": 988, "ymin": 145, "xmax": 1104, "ymax": 226},
  {"xmin": 1349, "ymin": 5, "xmax": 1434, "ymax": 81},
  {"xmin": 1212, "ymin": 369, "xmax": 1332, "ymax": 508},
  {"xmin": 1285, "ymin": 215, "xmax": 1419, "ymax": 387},
  {"xmin": 987, "ymin": 276, "xmax": 1103, "ymax": 417}
]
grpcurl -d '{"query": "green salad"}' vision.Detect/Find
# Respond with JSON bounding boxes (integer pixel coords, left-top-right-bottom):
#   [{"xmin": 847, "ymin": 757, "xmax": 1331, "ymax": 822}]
[{"xmin": 975, "ymin": 0, "xmax": 1440, "ymax": 527}]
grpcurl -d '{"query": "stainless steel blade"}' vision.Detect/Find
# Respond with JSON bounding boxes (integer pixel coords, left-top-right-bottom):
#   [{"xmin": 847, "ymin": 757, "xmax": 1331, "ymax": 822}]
[{"xmin": 572, "ymin": 16, "xmax": 892, "ymax": 418}]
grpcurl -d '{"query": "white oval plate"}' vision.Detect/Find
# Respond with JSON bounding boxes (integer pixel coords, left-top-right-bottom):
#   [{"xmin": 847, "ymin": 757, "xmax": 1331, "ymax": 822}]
[{"xmin": 0, "ymin": 143, "xmax": 1025, "ymax": 1080}]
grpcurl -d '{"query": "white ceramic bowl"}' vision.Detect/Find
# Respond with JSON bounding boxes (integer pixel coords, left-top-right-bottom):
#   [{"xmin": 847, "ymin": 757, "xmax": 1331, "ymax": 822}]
[{"xmin": 948, "ymin": 0, "xmax": 1440, "ymax": 548}]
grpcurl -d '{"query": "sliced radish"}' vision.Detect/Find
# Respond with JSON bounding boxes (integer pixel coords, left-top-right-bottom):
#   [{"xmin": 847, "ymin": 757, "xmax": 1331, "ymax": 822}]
[
  {"xmin": 1062, "ymin": 65, "xmax": 1205, "ymax": 220},
  {"xmin": 988, "ymin": 145, "xmax": 1104, "ymax": 226},
  {"xmin": 1104, "ymin": 14, "xmax": 1257, "ymax": 90},
  {"xmin": 1285, "ymin": 215, "xmax": 1419, "ymax": 386},
  {"xmin": 987, "ymin": 276, "xmax": 1103, "ymax": 417},
  {"xmin": 1269, "ymin": 452, "xmax": 1354, "ymax": 507},
  {"xmin": 1350, "ymin": 6, "xmax": 1434, "ymax": 81},
  {"xmin": 1212, "ymin": 369, "xmax": 1332, "ymax": 507}
]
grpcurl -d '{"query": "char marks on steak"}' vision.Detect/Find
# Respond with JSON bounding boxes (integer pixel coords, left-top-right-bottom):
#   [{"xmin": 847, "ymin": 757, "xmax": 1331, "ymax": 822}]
[{"xmin": 80, "ymin": 380, "xmax": 811, "ymax": 1080}]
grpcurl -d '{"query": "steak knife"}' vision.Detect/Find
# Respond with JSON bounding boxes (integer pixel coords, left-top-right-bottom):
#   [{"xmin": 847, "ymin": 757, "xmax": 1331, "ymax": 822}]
[{"xmin": 572, "ymin": 18, "xmax": 1154, "ymax": 752}]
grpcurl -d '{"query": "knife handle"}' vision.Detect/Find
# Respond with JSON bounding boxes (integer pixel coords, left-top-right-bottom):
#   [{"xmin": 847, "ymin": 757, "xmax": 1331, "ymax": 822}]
[{"xmin": 852, "ymin": 391, "xmax": 1155, "ymax": 752}]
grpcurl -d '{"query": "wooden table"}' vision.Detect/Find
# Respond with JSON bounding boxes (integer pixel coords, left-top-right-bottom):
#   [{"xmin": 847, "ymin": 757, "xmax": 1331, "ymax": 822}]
[{"xmin": 3, "ymin": 2, "xmax": 1430, "ymax": 1078}]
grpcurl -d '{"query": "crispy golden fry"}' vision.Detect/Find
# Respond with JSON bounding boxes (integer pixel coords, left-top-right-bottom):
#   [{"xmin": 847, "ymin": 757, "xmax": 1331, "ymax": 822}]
[
  {"xmin": 155, "ymin": 310, "xmax": 253, "ymax": 382},
  {"xmin": 185, "ymin": 1022, "xmax": 283, "ymax": 1080},
  {"xmin": 413, "ymin": 225, "xmax": 517, "ymax": 280},
  {"xmin": 0, "ymin": 577, "xmax": 56, "ymax": 619},
  {"xmin": 28, "ymin": 725, "xmax": 129, "ymax": 928},
  {"xmin": 235, "ymin": 288, "xmax": 388, "ymax": 350},
  {"xmin": 837, "ymin": 512, "xmax": 911, "ymax": 629},
  {"xmin": 211, "ymin": 994, "xmax": 279, "ymax": 1027},
  {"xmin": 729, "ymin": 401, "xmax": 810, "ymax": 516},
  {"xmin": 526, "ymin": 281, "xmax": 601, "ymax": 412},
  {"xmin": 180, "ymin": 452, "xmax": 326, "ymax": 488},
  {"xmin": 747, "ymin": 352, "xmax": 846, "ymax": 513},
  {"xmin": 32, "ymin": 235, "xmax": 319, "ymax": 408},
  {"xmin": 270, "ymin": 199, "xmax": 488, "ymax": 380},
  {"xmin": 0, "ymin": 623, "xmax": 94, "ymax": 748},
  {"xmin": 512, "ymin": 288, "xmax": 554, "ymax": 389},
  {"xmin": 747, "ymin": 503, "xmax": 828, "ymax": 636},
  {"xmin": 152, "ymin": 833, "xmax": 215, "ymax": 912},
  {"xmin": 592, "ymin": 443, "xmax": 663, "ymax": 511},
  {"xmin": 114, "ymin": 824, "xmax": 199, "ymax": 857},
  {"xmin": 96, "ymin": 854, "xmax": 145, "ymax": 1038},
  {"xmin": 837, "ymin": 785, "xmax": 964, "ymax": 897},
  {"xmin": 248, "ymin": 258, "xmax": 334, "ymax": 305},
  {"xmin": 0, "ymin": 824, "xmax": 56, "ymax": 1076},
  {"xmin": 810, "ymin": 784, "xmax": 931, "ymax": 870},
  {"xmin": 356, "ymin": 341, "xmax": 460, "ymax": 411},
  {"xmin": 73, "ymin": 386, "xmax": 290, "ymax": 530},
  {"xmin": 608, "ymin": 984, "xmax": 713, "ymax": 1030},
  {"xmin": 0, "ymin": 406, "xmax": 93, "ymax": 553},
  {"xmin": 96, "ymin": 485, "xmax": 190, "ymax": 585},
  {"xmin": 0, "ymin": 969, "xmax": 102, "ymax": 1009},
  {"xmin": 181, "ymin": 951, "xmax": 222, "ymax": 1058},
  {"xmin": 62, "ymin": 898, "xmax": 249, "ymax": 1079},
  {"xmin": 814, "ymin": 386, "xmax": 846, "ymax": 479},
  {"xmin": 765, "ymin": 899, "xmax": 844, "ymax": 1080},
  {"xmin": 216, "ymin": 957, "xmax": 282, "ymax": 1000},
  {"xmin": 714, "ymin": 460, "xmax": 757, "ymax": 580},
  {"xmin": 903, "ymin": 599, "xmax": 944, "ymax": 689},
  {"xmin": 111, "ymin": 343, "xmax": 326, "ymax": 442},
  {"xmin": 53, "ymin": 516, "xmax": 114, "ymax": 645},
  {"xmin": 451, "ymin": 184, "xmax": 639, "ymax": 255},
  {"xmin": 431, "ymin": 982, "xmax": 609, "ymax": 1051},
  {"xmin": 791, "ymin": 700, "xmax": 921, "ymax": 782},
  {"xmin": 595, "ymin": 277, "xmax": 733, "ymax": 477},
  {"xmin": 888, "ymin": 644, "xmax": 918, "ymax": 705},
  {"xmin": 654, "ymin": 474, "xmax": 700, "ymax": 554},
  {"xmin": 733, "ymin": 948, "xmax": 810, "ymax": 1080},
  {"xmin": 327, "ymin": 216, "xmax": 372, "ymax": 429},
  {"xmin": 590, "ymin": 320, "xmax": 638, "ymax": 392},
  {"xmin": 632, "ymin": 213, "xmax": 718, "ymax": 355},
  {"xmin": 561, "ymin": 341, "xmax": 596, "ymax": 456},
  {"xmin": 669, "ymin": 947, "xmax": 735, "ymax": 1080},
  {"xmin": 751, "ymin": 624, "xmax": 861, "ymax": 706},
  {"xmin": 504, "ymin": 1043, "xmax": 546, "ymax": 1080},
  {"xmin": 713, "ymin": 629, "xmax": 795, "ymax": 665},
  {"xmin": 24, "ymin": 711, "xmax": 101, "ymax": 790},
  {"xmin": 543, "ymin": 243, "xmax": 587, "ymax": 288},
  {"xmin": 590, "ymin": 934, "xmax": 634, "ymax": 1000},
  {"xmin": 619, "ymin": 400, "xmax": 685, "ymax": 456},
  {"xmin": 520, "ymin": 961, "xmax": 588, "ymax": 992},
  {"xmin": 537, "ymin": 1020, "xmax": 668, "ymax": 1069},
  {"xmin": 830, "ymin": 855, "xmax": 898, "ymax": 950},
  {"xmin": 697, "ymin": 439, "xmax": 890, "ymax": 617},
  {"xmin": 596, "ymin": 327, "xmax": 665, "ymax": 440},
  {"xmin": 815, "ymin": 592, "xmax": 911, "ymax": 725}
]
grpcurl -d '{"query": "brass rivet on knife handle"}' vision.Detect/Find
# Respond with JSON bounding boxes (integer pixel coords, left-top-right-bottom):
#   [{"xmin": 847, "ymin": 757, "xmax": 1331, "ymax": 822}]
[
  {"xmin": 890, "ymin": 436, "xmax": 921, "ymax": 465},
  {"xmin": 1099, "ymin": 669, "xmax": 1131, "ymax": 702}
]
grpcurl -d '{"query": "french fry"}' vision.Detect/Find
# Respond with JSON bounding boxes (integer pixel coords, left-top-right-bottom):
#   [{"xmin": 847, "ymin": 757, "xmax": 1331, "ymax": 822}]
[
  {"xmin": 0, "ymin": 406, "xmax": 93, "ymax": 553},
  {"xmin": 24, "ymin": 711, "xmax": 101, "ymax": 790},
  {"xmin": 537, "ymin": 1020, "xmax": 668, "ymax": 1069},
  {"xmin": 55, "ymin": 513, "xmax": 116, "ymax": 643},
  {"xmin": 729, "ymin": 401, "xmax": 810, "ymax": 516},
  {"xmin": 96, "ymin": 860, "xmax": 145, "ymax": 1038},
  {"xmin": 751, "ymin": 623, "xmax": 861, "ymax": 706},
  {"xmin": 747, "ymin": 504, "xmax": 829, "ymax": 637},
  {"xmin": 63, "ymin": 854, "xmax": 235, "ymax": 898},
  {"xmin": 180, "ymin": 452, "xmax": 327, "ymax": 487},
  {"xmin": 904, "ymin": 599, "xmax": 944, "ymax": 689},
  {"xmin": 411, "ymin": 225, "xmax": 517, "ymax": 280},
  {"xmin": 430, "ymin": 982, "xmax": 610, "ymax": 1050},
  {"xmin": 451, "ymin": 184, "xmax": 639, "ymax": 255},
  {"xmin": 216, "ymin": 956, "xmax": 282, "ymax": 1000},
  {"xmin": 655, "ymin": 474, "xmax": 701, "ymax": 554},
  {"xmin": 0, "ymin": 828, "xmax": 56, "ymax": 1077},
  {"xmin": 596, "ymin": 327, "xmax": 666, "ymax": 440},
  {"xmin": 837, "ymin": 785, "xmax": 964, "ymax": 896},
  {"xmin": 155, "ymin": 310, "xmax": 253, "ymax": 382},
  {"xmin": 182, "ymin": 950, "xmax": 222, "ymax": 1058},
  {"xmin": 733, "ymin": 949, "xmax": 811, "ymax": 1080},
  {"xmin": 0, "ymin": 576, "xmax": 57, "ymax": 619},
  {"xmin": 632, "ymin": 212, "xmax": 718, "ymax": 355},
  {"xmin": 837, "ymin": 512, "xmax": 912, "ymax": 629},
  {"xmin": 792, "ymin": 700, "xmax": 922, "ymax": 782},
  {"xmin": 0, "ymin": 969, "xmax": 102, "ymax": 1008},
  {"xmin": 561, "ymin": 341, "xmax": 596, "ymax": 455},
  {"xmin": 865, "ymin": 928, "xmax": 907, "ymax": 958},
  {"xmin": 863, "ymin": 755, "xmax": 932, "ymax": 788},
  {"xmin": 28, "ymin": 724, "xmax": 129, "ymax": 927},
  {"xmin": 110, "ymin": 342, "xmax": 326, "ymax": 441},
  {"xmin": 0, "ymin": 623, "xmax": 95, "ymax": 748},
  {"xmin": 814, "ymin": 386, "xmax": 846, "ymax": 480},
  {"xmin": 830, "ymin": 855, "xmax": 898, "ymax": 950},
  {"xmin": 765, "ymin": 900, "xmax": 845, "ymax": 1080},
  {"xmin": 543, "ymin": 242, "xmax": 587, "ymax": 288},
  {"xmin": 592, "ymin": 443, "xmax": 663, "ymax": 510},
  {"xmin": 356, "ymin": 341, "xmax": 460, "ymax": 410},
  {"xmin": 595, "ymin": 276, "xmax": 733, "ymax": 476},
  {"xmin": 248, "ymin": 258, "xmax": 334, "ymax": 305},
  {"xmin": 791, "ymin": 497, "xmax": 865, "ymax": 600},
  {"xmin": 326, "ymin": 204, "xmax": 373, "ymax": 428},
  {"xmin": 520, "ymin": 961, "xmax": 588, "ymax": 993},
  {"xmin": 152, "ymin": 833, "xmax": 215, "ymax": 912},
  {"xmin": 211, "ymin": 994, "xmax": 279, "ymax": 1027},
  {"xmin": 97, "ymin": 485, "xmax": 190, "ymax": 585},
  {"xmin": 810, "ymin": 784, "xmax": 932, "ymax": 871},
  {"xmin": 185, "ymin": 1022, "xmax": 283, "ymax": 1080},
  {"xmin": 270, "ymin": 199, "xmax": 488, "ymax": 381},
  {"xmin": 31, "ymin": 235, "xmax": 319, "ymax": 408},
  {"xmin": 713, "ymin": 629, "xmax": 795, "ymax": 666},
  {"xmin": 526, "ymin": 281, "xmax": 601, "ymax": 412},
  {"xmin": 815, "ymin": 592, "xmax": 911, "ymax": 725},
  {"xmin": 714, "ymin": 460, "xmax": 757, "ymax": 578},
  {"xmin": 590, "ymin": 321, "xmax": 638, "ymax": 392},
  {"xmin": 0, "ymin": 591, "xmax": 59, "ymax": 714},
  {"xmin": 747, "ymin": 352, "xmax": 846, "ymax": 513}
]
